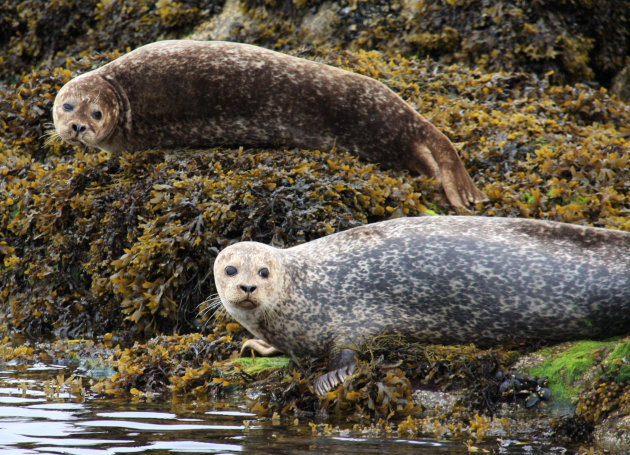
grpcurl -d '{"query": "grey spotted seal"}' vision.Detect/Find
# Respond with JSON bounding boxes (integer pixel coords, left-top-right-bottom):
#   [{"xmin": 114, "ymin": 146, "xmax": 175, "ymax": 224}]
[
  {"xmin": 213, "ymin": 216, "xmax": 630, "ymax": 395},
  {"xmin": 52, "ymin": 39, "xmax": 486, "ymax": 207}
]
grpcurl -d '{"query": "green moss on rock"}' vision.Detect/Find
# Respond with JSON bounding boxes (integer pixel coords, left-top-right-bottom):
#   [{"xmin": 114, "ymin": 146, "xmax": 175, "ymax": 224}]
[
  {"xmin": 526, "ymin": 340, "xmax": 616, "ymax": 405},
  {"xmin": 605, "ymin": 340, "xmax": 630, "ymax": 383},
  {"xmin": 233, "ymin": 355, "xmax": 290, "ymax": 374}
]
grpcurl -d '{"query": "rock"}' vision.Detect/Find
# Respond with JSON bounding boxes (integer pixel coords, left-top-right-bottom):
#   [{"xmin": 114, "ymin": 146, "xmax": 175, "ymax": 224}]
[
  {"xmin": 411, "ymin": 389, "xmax": 461, "ymax": 414},
  {"xmin": 611, "ymin": 63, "xmax": 630, "ymax": 102},
  {"xmin": 593, "ymin": 413, "xmax": 630, "ymax": 454},
  {"xmin": 189, "ymin": 0, "xmax": 247, "ymax": 42},
  {"xmin": 299, "ymin": 2, "xmax": 339, "ymax": 45}
]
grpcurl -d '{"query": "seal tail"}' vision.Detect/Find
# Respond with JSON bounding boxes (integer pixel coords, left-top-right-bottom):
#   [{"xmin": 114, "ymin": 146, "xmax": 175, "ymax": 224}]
[{"xmin": 407, "ymin": 121, "xmax": 487, "ymax": 207}]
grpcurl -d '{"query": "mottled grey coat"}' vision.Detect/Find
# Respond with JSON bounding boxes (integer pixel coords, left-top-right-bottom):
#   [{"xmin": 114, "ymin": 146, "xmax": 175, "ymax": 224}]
[{"xmin": 214, "ymin": 216, "xmax": 630, "ymax": 392}]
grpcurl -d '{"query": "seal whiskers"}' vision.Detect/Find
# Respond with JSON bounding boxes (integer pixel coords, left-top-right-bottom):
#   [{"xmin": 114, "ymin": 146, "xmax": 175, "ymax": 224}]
[
  {"xmin": 43, "ymin": 128, "xmax": 64, "ymax": 148},
  {"xmin": 198, "ymin": 293, "xmax": 225, "ymax": 320}
]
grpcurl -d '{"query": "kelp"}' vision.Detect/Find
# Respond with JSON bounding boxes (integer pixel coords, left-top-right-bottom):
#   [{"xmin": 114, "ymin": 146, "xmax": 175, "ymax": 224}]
[
  {"xmin": 0, "ymin": 0, "xmax": 225, "ymax": 83},
  {"xmin": 238, "ymin": 0, "xmax": 630, "ymax": 88}
]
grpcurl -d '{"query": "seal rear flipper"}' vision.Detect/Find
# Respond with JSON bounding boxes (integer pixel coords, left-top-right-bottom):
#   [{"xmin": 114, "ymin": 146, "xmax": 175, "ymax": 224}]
[{"xmin": 313, "ymin": 348, "xmax": 357, "ymax": 396}]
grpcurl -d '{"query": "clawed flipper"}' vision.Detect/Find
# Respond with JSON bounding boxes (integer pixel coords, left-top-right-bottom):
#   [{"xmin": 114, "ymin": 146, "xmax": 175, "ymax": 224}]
[
  {"xmin": 313, "ymin": 348, "xmax": 358, "ymax": 395},
  {"xmin": 414, "ymin": 121, "xmax": 487, "ymax": 208},
  {"xmin": 240, "ymin": 339, "xmax": 281, "ymax": 356},
  {"xmin": 314, "ymin": 362, "xmax": 357, "ymax": 396},
  {"xmin": 441, "ymin": 162, "xmax": 488, "ymax": 208}
]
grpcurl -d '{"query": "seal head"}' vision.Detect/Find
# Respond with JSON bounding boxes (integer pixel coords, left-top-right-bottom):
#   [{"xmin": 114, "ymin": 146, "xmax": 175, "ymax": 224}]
[
  {"xmin": 213, "ymin": 241, "xmax": 287, "ymax": 340},
  {"xmin": 52, "ymin": 73, "xmax": 120, "ymax": 150}
]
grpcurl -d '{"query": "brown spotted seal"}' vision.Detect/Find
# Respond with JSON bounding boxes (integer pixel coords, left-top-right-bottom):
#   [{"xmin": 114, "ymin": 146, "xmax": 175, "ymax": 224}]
[
  {"xmin": 52, "ymin": 39, "xmax": 486, "ymax": 207},
  {"xmin": 213, "ymin": 216, "xmax": 630, "ymax": 395}
]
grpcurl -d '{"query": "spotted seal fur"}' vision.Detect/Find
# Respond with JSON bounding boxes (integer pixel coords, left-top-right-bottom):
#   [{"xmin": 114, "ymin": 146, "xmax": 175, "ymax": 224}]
[
  {"xmin": 52, "ymin": 39, "xmax": 486, "ymax": 207},
  {"xmin": 213, "ymin": 216, "xmax": 630, "ymax": 395}
]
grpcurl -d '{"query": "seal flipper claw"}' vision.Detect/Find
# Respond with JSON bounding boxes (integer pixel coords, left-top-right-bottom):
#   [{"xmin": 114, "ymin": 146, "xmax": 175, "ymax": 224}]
[
  {"xmin": 415, "ymin": 121, "xmax": 487, "ymax": 207},
  {"xmin": 314, "ymin": 349, "xmax": 357, "ymax": 396},
  {"xmin": 441, "ymin": 165, "xmax": 488, "ymax": 208},
  {"xmin": 314, "ymin": 364, "xmax": 356, "ymax": 396}
]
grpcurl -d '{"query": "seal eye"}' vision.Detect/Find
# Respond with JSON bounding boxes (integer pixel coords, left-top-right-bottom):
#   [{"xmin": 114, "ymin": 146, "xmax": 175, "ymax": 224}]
[
  {"xmin": 225, "ymin": 265, "xmax": 237, "ymax": 277},
  {"xmin": 91, "ymin": 111, "xmax": 103, "ymax": 120},
  {"xmin": 63, "ymin": 103, "xmax": 74, "ymax": 112},
  {"xmin": 258, "ymin": 267, "xmax": 269, "ymax": 279}
]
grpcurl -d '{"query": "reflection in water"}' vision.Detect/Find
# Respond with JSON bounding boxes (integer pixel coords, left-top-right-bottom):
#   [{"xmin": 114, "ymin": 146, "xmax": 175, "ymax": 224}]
[{"xmin": 0, "ymin": 363, "xmax": 567, "ymax": 454}]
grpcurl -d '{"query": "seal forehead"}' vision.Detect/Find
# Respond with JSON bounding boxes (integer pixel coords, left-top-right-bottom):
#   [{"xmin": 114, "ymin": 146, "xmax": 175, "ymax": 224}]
[
  {"xmin": 214, "ymin": 241, "xmax": 289, "ymax": 341},
  {"xmin": 215, "ymin": 241, "xmax": 280, "ymax": 267},
  {"xmin": 213, "ymin": 241, "xmax": 286, "ymax": 297},
  {"xmin": 56, "ymin": 72, "xmax": 102, "ymax": 99}
]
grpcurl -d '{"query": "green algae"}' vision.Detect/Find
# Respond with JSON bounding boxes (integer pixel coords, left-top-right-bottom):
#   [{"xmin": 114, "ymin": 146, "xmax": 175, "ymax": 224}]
[
  {"xmin": 526, "ymin": 339, "xmax": 623, "ymax": 405},
  {"xmin": 233, "ymin": 355, "xmax": 290, "ymax": 374},
  {"xmin": 604, "ymin": 340, "xmax": 630, "ymax": 383}
]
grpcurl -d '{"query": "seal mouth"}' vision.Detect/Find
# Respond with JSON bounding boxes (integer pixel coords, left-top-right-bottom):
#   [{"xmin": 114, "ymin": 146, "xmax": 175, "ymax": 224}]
[
  {"xmin": 235, "ymin": 299, "xmax": 258, "ymax": 310},
  {"xmin": 62, "ymin": 132, "xmax": 84, "ymax": 146}
]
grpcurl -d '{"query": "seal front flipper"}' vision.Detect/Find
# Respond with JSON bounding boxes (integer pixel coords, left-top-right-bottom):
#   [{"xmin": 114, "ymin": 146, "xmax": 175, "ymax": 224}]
[
  {"xmin": 441, "ymin": 160, "xmax": 488, "ymax": 207},
  {"xmin": 314, "ymin": 348, "xmax": 357, "ymax": 396},
  {"xmin": 240, "ymin": 339, "xmax": 281, "ymax": 356}
]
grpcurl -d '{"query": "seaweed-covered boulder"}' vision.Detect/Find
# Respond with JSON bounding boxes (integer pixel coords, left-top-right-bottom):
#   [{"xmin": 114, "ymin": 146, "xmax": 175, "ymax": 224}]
[
  {"xmin": 0, "ymin": 0, "xmax": 225, "ymax": 82},
  {"xmin": 0, "ymin": 3, "xmax": 629, "ymax": 452},
  {"xmin": 230, "ymin": 0, "xmax": 630, "ymax": 88},
  {"xmin": 2, "ymin": 42, "xmax": 629, "ymax": 340}
]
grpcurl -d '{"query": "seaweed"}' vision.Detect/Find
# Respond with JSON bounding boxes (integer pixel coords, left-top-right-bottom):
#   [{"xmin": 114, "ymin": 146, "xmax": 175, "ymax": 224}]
[
  {"xmin": 236, "ymin": 0, "xmax": 630, "ymax": 88},
  {"xmin": 0, "ymin": 0, "xmax": 225, "ymax": 83},
  {"xmin": 242, "ymin": 335, "xmax": 513, "ymax": 423}
]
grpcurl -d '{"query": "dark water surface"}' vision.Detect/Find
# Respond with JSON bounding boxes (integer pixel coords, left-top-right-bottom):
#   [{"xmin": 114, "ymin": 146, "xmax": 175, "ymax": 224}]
[{"xmin": 0, "ymin": 363, "xmax": 572, "ymax": 454}]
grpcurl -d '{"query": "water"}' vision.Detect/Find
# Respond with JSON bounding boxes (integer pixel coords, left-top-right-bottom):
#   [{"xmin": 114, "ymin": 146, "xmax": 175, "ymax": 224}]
[{"xmin": 0, "ymin": 363, "xmax": 572, "ymax": 454}]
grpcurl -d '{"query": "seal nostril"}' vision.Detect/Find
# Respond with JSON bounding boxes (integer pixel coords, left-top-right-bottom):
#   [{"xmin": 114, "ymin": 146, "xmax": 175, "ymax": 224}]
[
  {"xmin": 72, "ymin": 124, "xmax": 86, "ymax": 133},
  {"xmin": 239, "ymin": 285, "xmax": 257, "ymax": 293}
]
